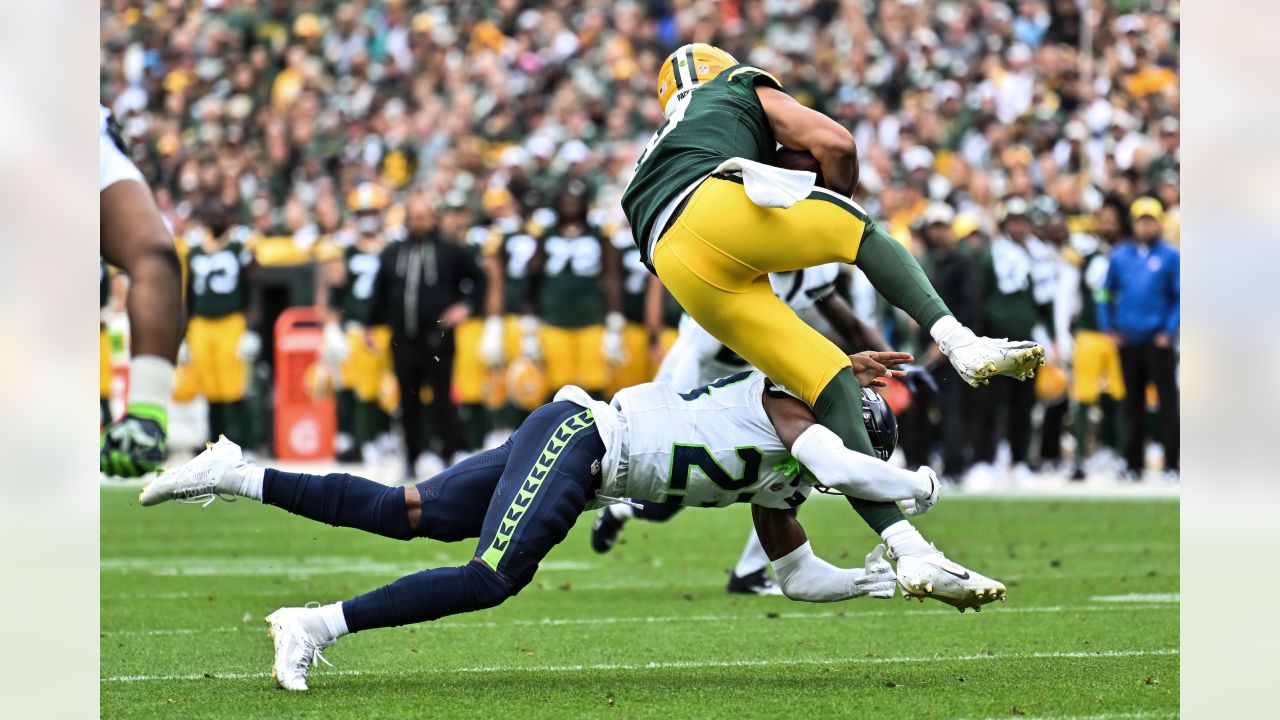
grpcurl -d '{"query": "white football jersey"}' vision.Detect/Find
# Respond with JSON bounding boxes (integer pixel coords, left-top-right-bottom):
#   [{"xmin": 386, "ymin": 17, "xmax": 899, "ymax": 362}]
[
  {"xmin": 560, "ymin": 371, "xmax": 812, "ymax": 510},
  {"xmin": 100, "ymin": 104, "xmax": 145, "ymax": 192},
  {"xmin": 655, "ymin": 264, "xmax": 842, "ymax": 390}
]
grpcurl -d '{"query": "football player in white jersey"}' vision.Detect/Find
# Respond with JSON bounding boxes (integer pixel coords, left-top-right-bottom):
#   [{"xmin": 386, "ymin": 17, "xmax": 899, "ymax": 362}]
[
  {"xmin": 99, "ymin": 104, "xmax": 184, "ymax": 477},
  {"xmin": 141, "ymin": 350, "xmax": 1004, "ymax": 691},
  {"xmin": 592, "ymin": 264, "xmax": 916, "ymax": 596}
]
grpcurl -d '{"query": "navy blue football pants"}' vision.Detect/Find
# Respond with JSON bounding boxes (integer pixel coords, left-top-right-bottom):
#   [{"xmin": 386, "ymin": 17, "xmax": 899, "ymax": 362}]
[{"xmin": 262, "ymin": 401, "xmax": 604, "ymax": 632}]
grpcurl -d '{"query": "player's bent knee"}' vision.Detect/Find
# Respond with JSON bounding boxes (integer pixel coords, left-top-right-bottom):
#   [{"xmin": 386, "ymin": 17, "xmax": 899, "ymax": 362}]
[{"xmin": 465, "ymin": 558, "xmax": 515, "ymax": 610}]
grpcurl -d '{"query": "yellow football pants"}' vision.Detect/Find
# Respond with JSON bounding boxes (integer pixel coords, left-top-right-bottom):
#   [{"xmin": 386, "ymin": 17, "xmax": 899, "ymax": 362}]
[
  {"xmin": 186, "ymin": 313, "xmax": 247, "ymax": 403},
  {"xmin": 454, "ymin": 316, "xmax": 527, "ymax": 405},
  {"xmin": 541, "ymin": 324, "xmax": 607, "ymax": 395},
  {"xmin": 608, "ymin": 323, "xmax": 678, "ymax": 395},
  {"xmin": 652, "ymin": 176, "xmax": 867, "ymax": 406},
  {"xmin": 99, "ymin": 328, "xmax": 112, "ymax": 398},
  {"xmin": 1071, "ymin": 330, "xmax": 1126, "ymax": 403},
  {"xmin": 341, "ymin": 325, "xmax": 393, "ymax": 402},
  {"xmin": 453, "ymin": 317, "xmax": 490, "ymax": 405}
]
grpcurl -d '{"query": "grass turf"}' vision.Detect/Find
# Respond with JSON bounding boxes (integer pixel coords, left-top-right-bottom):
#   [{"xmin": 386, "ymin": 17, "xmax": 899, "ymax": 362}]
[{"xmin": 101, "ymin": 486, "xmax": 1178, "ymax": 719}]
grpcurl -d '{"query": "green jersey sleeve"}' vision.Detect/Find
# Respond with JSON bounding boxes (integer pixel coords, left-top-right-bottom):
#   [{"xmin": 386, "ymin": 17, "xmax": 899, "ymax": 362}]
[{"xmin": 721, "ymin": 64, "xmax": 784, "ymax": 98}]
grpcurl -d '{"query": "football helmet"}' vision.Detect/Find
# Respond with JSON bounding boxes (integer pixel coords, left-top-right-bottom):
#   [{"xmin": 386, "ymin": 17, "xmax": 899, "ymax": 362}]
[
  {"xmin": 507, "ymin": 356, "xmax": 549, "ymax": 412},
  {"xmin": 1034, "ymin": 363, "xmax": 1069, "ymax": 403},
  {"xmin": 347, "ymin": 182, "xmax": 389, "ymax": 235},
  {"xmin": 861, "ymin": 387, "xmax": 898, "ymax": 461},
  {"xmin": 656, "ymin": 43, "xmax": 738, "ymax": 117}
]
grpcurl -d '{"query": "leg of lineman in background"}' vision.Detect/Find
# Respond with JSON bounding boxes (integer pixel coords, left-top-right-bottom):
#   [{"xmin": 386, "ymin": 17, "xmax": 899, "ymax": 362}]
[
  {"xmin": 593, "ymin": 499, "xmax": 779, "ymax": 594},
  {"xmin": 391, "ymin": 339, "xmax": 427, "ymax": 480},
  {"xmin": 1039, "ymin": 396, "xmax": 1069, "ymax": 470},
  {"xmin": 933, "ymin": 364, "xmax": 973, "ymax": 481},
  {"xmin": 141, "ymin": 401, "xmax": 602, "ymax": 690},
  {"xmin": 424, "ymin": 341, "xmax": 463, "ymax": 464},
  {"xmin": 654, "ymin": 177, "xmax": 1029, "ymax": 540}
]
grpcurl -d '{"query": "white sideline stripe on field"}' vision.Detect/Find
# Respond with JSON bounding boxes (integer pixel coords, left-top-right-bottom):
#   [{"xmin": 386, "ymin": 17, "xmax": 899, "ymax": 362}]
[
  {"xmin": 102, "ymin": 647, "xmax": 1178, "ymax": 683},
  {"xmin": 1089, "ymin": 593, "xmax": 1179, "ymax": 603},
  {"xmin": 103, "ymin": 602, "xmax": 1176, "ymax": 636}
]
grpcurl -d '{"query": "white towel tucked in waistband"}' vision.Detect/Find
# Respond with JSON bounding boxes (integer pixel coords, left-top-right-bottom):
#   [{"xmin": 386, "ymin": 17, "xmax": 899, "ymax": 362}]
[{"xmin": 712, "ymin": 156, "xmax": 816, "ymax": 209}]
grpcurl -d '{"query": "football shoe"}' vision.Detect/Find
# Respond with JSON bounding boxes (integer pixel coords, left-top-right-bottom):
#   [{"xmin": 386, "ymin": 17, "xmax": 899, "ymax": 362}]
[
  {"xmin": 946, "ymin": 336, "xmax": 1045, "ymax": 387},
  {"xmin": 265, "ymin": 607, "xmax": 335, "ymax": 692},
  {"xmin": 893, "ymin": 545, "xmax": 1007, "ymax": 612},
  {"xmin": 139, "ymin": 436, "xmax": 245, "ymax": 507}
]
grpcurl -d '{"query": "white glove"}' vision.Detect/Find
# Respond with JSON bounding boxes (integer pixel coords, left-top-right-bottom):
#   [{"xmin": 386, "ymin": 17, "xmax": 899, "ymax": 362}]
[
  {"xmin": 899, "ymin": 466, "xmax": 940, "ymax": 517},
  {"xmin": 857, "ymin": 544, "xmax": 897, "ymax": 599},
  {"xmin": 480, "ymin": 315, "xmax": 505, "ymax": 367},
  {"xmin": 237, "ymin": 330, "xmax": 262, "ymax": 361},
  {"xmin": 322, "ymin": 321, "xmax": 350, "ymax": 366},
  {"xmin": 602, "ymin": 312, "xmax": 627, "ymax": 365},
  {"xmin": 518, "ymin": 315, "xmax": 542, "ymax": 363},
  {"xmin": 177, "ymin": 341, "xmax": 191, "ymax": 366}
]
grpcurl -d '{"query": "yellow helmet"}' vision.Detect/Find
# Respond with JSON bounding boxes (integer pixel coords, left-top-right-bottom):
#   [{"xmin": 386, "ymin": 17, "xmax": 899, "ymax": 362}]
[
  {"xmin": 347, "ymin": 182, "xmax": 390, "ymax": 214},
  {"xmin": 1035, "ymin": 364, "xmax": 1069, "ymax": 403},
  {"xmin": 656, "ymin": 43, "xmax": 738, "ymax": 117},
  {"xmin": 507, "ymin": 357, "xmax": 549, "ymax": 411}
]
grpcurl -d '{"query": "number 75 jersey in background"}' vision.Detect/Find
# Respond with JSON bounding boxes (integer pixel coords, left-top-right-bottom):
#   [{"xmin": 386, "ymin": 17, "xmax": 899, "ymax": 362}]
[{"xmin": 610, "ymin": 370, "xmax": 812, "ymax": 510}]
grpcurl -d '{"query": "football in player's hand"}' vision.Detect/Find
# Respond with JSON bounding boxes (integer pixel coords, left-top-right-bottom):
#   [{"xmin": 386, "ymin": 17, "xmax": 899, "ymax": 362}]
[
  {"xmin": 773, "ymin": 148, "xmax": 830, "ymax": 190},
  {"xmin": 773, "ymin": 148, "xmax": 823, "ymax": 180}
]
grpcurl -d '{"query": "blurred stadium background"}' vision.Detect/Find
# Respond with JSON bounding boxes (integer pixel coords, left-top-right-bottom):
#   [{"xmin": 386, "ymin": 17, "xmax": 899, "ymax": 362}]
[{"xmin": 98, "ymin": 0, "xmax": 1180, "ymax": 493}]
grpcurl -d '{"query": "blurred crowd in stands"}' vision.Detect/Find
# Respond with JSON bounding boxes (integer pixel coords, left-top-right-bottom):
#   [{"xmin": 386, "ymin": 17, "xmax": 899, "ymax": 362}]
[{"xmin": 99, "ymin": 0, "xmax": 1180, "ymax": 485}]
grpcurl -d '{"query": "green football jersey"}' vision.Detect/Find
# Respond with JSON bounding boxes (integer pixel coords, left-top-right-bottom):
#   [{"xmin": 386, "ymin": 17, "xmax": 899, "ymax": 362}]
[
  {"xmin": 493, "ymin": 217, "xmax": 538, "ymax": 316},
  {"xmin": 621, "ymin": 63, "xmax": 783, "ymax": 263},
  {"xmin": 614, "ymin": 228, "xmax": 648, "ymax": 323},
  {"xmin": 462, "ymin": 225, "xmax": 490, "ymax": 316},
  {"xmin": 538, "ymin": 227, "xmax": 605, "ymax": 329},
  {"xmin": 340, "ymin": 242, "xmax": 382, "ymax": 323},
  {"xmin": 187, "ymin": 240, "xmax": 251, "ymax": 318}
]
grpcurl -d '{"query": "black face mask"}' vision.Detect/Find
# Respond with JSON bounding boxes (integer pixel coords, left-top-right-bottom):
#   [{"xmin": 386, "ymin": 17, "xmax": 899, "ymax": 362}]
[{"xmin": 407, "ymin": 229, "xmax": 434, "ymax": 243}]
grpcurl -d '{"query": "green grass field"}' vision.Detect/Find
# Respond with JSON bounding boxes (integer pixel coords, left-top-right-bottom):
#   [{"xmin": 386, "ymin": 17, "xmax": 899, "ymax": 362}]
[{"xmin": 101, "ymin": 486, "xmax": 1178, "ymax": 719}]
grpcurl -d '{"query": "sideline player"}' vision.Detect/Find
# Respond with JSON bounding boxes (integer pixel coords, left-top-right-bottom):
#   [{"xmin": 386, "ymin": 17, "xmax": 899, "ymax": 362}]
[
  {"xmin": 141, "ymin": 351, "xmax": 1004, "ymax": 691},
  {"xmin": 620, "ymin": 44, "xmax": 1043, "ymax": 541},
  {"xmin": 183, "ymin": 203, "xmax": 259, "ymax": 445},
  {"xmin": 100, "ymin": 104, "xmax": 184, "ymax": 476},
  {"xmin": 318, "ymin": 183, "xmax": 395, "ymax": 463}
]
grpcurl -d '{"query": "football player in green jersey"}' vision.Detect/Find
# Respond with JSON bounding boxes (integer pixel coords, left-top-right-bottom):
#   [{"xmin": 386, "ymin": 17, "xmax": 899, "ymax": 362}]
[
  {"xmin": 184, "ymin": 202, "xmax": 259, "ymax": 446},
  {"xmin": 527, "ymin": 186, "xmax": 623, "ymax": 401},
  {"xmin": 620, "ymin": 44, "xmax": 1044, "ymax": 564},
  {"xmin": 318, "ymin": 183, "xmax": 395, "ymax": 463}
]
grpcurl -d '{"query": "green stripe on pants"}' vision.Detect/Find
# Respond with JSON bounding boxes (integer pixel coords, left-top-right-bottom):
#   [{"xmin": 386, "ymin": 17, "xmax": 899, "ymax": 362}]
[{"xmin": 480, "ymin": 409, "xmax": 595, "ymax": 570}]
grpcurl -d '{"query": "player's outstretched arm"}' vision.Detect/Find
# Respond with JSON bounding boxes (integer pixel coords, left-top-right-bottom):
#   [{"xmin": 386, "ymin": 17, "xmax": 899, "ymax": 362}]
[
  {"xmin": 755, "ymin": 85, "xmax": 858, "ymax": 196},
  {"xmin": 762, "ymin": 372, "xmax": 934, "ymax": 506},
  {"xmin": 752, "ymin": 506, "xmax": 894, "ymax": 602}
]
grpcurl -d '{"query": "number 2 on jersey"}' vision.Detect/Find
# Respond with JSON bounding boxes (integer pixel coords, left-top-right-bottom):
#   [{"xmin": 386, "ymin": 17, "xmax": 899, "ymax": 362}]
[{"xmin": 669, "ymin": 444, "xmax": 763, "ymax": 493}]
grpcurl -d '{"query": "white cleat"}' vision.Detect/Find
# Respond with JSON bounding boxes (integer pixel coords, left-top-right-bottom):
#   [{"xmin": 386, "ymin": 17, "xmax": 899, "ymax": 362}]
[
  {"xmin": 893, "ymin": 545, "xmax": 1007, "ymax": 612},
  {"xmin": 266, "ymin": 607, "xmax": 335, "ymax": 692},
  {"xmin": 947, "ymin": 336, "xmax": 1045, "ymax": 387},
  {"xmin": 138, "ymin": 436, "xmax": 244, "ymax": 507}
]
